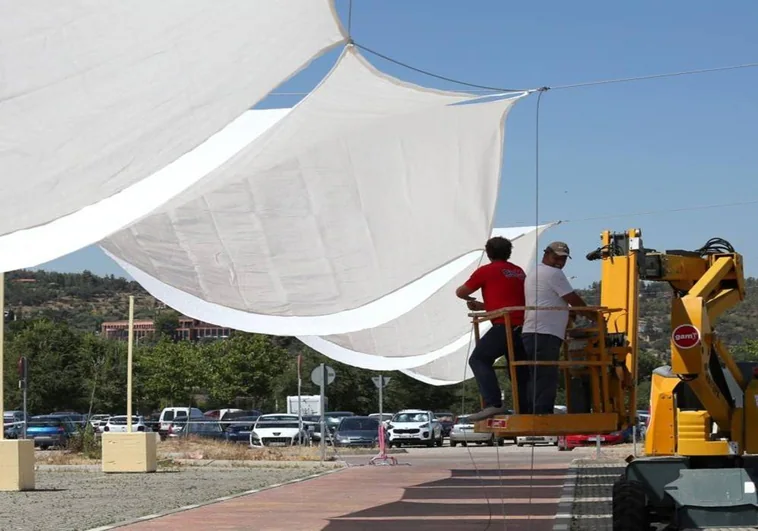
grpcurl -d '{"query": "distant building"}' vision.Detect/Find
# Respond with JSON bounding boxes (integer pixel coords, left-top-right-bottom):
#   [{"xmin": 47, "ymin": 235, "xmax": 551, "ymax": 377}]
[{"xmin": 101, "ymin": 317, "xmax": 231, "ymax": 342}]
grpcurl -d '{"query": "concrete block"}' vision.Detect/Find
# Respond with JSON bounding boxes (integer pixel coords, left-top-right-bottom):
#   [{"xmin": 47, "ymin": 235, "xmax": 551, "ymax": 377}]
[
  {"xmin": 102, "ymin": 432, "xmax": 158, "ymax": 473},
  {"xmin": 0, "ymin": 439, "xmax": 35, "ymax": 491}
]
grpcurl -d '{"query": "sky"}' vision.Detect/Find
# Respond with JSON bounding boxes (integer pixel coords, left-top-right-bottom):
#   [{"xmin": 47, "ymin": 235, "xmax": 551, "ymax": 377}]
[{"xmin": 34, "ymin": 0, "xmax": 758, "ymax": 289}]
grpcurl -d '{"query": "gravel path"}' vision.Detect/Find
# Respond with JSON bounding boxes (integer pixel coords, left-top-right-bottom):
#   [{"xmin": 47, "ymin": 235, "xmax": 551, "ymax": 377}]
[{"xmin": 0, "ymin": 466, "xmax": 329, "ymax": 531}]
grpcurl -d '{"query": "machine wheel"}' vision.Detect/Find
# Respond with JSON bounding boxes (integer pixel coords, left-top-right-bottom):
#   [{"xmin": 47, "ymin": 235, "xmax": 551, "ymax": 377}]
[
  {"xmin": 450, "ymin": 440, "xmax": 457, "ymax": 447},
  {"xmin": 435, "ymin": 435, "xmax": 443, "ymax": 447},
  {"xmin": 612, "ymin": 479, "xmax": 649, "ymax": 530},
  {"xmin": 497, "ymin": 438, "xmax": 505, "ymax": 447}
]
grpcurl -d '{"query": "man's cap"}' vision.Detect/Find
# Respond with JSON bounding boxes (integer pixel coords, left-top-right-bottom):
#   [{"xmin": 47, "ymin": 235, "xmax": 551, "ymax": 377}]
[{"xmin": 545, "ymin": 241, "xmax": 571, "ymax": 258}]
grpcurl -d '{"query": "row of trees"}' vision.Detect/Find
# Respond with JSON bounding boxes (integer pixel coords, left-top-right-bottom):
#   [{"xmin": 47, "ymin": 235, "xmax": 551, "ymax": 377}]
[
  {"xmin": 1, "ymin": 318, "xmax": 482, "ymax": 416},
  {"xmin": 4, "ymin": 315, "xmax": 758, "ymax": 417}
]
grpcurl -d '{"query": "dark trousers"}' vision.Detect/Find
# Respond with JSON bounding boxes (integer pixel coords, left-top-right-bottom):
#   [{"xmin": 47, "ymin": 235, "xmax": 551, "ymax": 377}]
[
  {"xmin": 521, "ymin": 333, "xmax": 564, "ymax": 414},
  {"xmin": 469, "ymin": 324, "xmax": 529, "ymax": 412}
]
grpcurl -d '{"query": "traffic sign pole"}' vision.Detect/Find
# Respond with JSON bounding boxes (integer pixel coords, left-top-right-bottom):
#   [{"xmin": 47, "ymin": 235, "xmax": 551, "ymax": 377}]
[{"xmin": 319, "ymin": 363, "xmax": 326, "ymax": 462}]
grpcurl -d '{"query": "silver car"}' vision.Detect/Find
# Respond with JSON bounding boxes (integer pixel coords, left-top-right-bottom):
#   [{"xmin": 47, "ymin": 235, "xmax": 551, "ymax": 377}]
[{"xmin": 449, "ymin": 414, "xmax": 505, "ymax": 447}]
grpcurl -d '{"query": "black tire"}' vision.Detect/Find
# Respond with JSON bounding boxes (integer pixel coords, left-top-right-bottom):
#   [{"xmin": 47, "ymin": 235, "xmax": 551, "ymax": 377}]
[
  {"xmin": 497, "ymin": 438, "xmax": 505, "ymax": 447},
  {"xmin": 435, "ymin": 435, "xmax": 443, "ymax": 447},
  {"xmin": 451, "ymin": 440, "xmax": 457, "ymax": 447},
  {"xmin": 487, "ymin": 437, "xmax": 495, "ymax": 447},
  {"xmin": 612, "ymin": 479, "xmax": 649, "ymax": 530}
]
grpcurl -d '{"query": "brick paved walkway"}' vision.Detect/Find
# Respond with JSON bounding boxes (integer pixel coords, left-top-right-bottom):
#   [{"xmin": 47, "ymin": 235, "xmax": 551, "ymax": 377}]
[{"xmin": 119, "ymin": 460, "xmax": 570, "ymax": 530}]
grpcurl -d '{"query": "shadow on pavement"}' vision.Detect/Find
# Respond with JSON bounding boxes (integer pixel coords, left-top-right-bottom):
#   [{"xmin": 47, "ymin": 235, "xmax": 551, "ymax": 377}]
[{"xmin": 323, "ymin": 467, "xmax": 568, "ymax": 531}]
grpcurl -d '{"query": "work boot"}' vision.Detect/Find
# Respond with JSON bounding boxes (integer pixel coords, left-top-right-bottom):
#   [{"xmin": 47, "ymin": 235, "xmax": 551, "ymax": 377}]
[{"xmin": 467, "ymin": 405, "xmax": 507, "ymax": 422}]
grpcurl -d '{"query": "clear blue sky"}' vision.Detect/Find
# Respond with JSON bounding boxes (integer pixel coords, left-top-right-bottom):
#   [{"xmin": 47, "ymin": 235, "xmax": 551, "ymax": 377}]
[{"xmin": 36, "ymin": 0, "xmax": 758, "ymax": 289}]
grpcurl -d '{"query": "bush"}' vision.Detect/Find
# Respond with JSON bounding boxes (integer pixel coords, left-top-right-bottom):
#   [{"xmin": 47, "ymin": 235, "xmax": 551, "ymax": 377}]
[{"xmin": 66, "ymin": 424, "xmax": 101, "ymax": 459}]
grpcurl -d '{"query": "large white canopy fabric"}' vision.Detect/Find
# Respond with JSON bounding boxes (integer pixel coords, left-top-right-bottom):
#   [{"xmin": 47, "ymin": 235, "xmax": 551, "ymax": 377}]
[
  {"xmin": 297, "ymin": 224, "xmax": 555, "ymax": 370},
  {"xmin": 0, "ymin": 0, "xmax": 345, "ymax": 272},
  {"xmin": 101, "ymin": 46, "xmax": 527, "ymax": 336}
]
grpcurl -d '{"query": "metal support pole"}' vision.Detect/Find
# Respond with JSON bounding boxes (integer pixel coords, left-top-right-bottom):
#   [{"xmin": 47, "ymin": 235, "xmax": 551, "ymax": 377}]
[
  {"xmin": 378, "ymin": 375, "xmax": 383, "ymax": 421},
  {"xmin": 319, "ymin": 363, "xmax": 326, "ymax": 462},
  {"xmin": 596, "ymin": 434, "xmax": 601, "ymax": 459},
  {"xmin": 22, "ymin": 384, "xmax": 27, "ymax": 441},
  {"xmin": 297, "ymin": 354, "xmax": 302, "ymax": 444},
  {"xmin": 126, "ymin": 296, "xmax": 134, "ymax": 433},
  {"xmin": 0, "ymin": 272, "xmax": 5, "ymax": 441}
]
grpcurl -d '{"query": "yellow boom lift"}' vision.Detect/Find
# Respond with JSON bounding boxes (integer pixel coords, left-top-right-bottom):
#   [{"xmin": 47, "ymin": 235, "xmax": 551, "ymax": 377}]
[{"xmin": 472, "ymin": 228, "xmax": 758, "ymax": 530}]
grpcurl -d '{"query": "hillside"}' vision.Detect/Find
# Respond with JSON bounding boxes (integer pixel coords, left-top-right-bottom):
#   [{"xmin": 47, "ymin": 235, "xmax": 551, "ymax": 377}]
[
  {"xmin": 5, "ymin": 270, "xmax": 161, "ymax": 332},
  {"xmin": 577, "ymin": 278, "xmax": 758, "ymax": 358},
  {"xmin": 6, "ymin": 269, "xmax": 758, "ymax": 357}
]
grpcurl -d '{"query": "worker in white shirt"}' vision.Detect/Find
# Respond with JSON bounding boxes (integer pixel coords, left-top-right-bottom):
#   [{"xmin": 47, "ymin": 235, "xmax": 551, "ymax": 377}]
[{"xmin": 521, "ymin": 242, "xmax": 590, "ymax": 414}]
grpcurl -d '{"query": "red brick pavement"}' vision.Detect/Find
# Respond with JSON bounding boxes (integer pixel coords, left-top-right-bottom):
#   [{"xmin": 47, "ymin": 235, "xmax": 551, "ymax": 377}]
[{"xmin": 120, "ymin": 462, "xmax": 568, "ymax": 531}]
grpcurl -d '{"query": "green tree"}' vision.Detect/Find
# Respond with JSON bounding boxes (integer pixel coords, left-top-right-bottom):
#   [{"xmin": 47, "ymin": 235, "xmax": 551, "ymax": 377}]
[
  {"xmin": 152, "ymin": 310, "xmax": 181, "ymax": 340},
  {"xmin": 204, "ymin": 333, "xmax": 290, "ymax": 409},
  {"xmin": 4, "ymin": 319, "xmax": 86, "ymax": 414},
  {"xmin": 78, "ymin": 333, "xmax": 128, "ymax": 415},
  {"xmin": 136, "ymin": 338, "xmax": 203, "ymax": 408}
]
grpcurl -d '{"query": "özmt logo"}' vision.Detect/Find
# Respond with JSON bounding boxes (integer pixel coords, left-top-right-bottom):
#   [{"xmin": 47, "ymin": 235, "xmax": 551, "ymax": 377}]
[{"xmin": 672, "ymin": 324, "xmax": 701, "ymax": 349}]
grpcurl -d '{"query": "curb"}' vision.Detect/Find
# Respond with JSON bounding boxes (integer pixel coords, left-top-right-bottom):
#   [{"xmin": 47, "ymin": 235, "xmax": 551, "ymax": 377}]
[
  {"xmin": 85, "ymin": 466, "xmax": 349, "ymax": 531},
  {"xmin": 552, "ymin": 459, "xmax": 579, "ymax": 531}
]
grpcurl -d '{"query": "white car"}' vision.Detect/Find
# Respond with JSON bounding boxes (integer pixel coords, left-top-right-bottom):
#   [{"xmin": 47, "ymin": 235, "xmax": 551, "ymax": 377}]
[
  {"xmin": 516, "ymin": 406, "xmax": 565, "ymax": 447},
  {"xmin": 250, "ymin": 414, "xmax": 309, "ymax": 447},
  {"xmin": 101, "ymin": 415, "xmax": 149, "ymax": 433},
  {"xmin": 449, "ymin": 414, "xmax": 505, "ymax": 447},
  {"xmin": 387, "ymin": 409, "xmax": 443, "ymax": 447}
]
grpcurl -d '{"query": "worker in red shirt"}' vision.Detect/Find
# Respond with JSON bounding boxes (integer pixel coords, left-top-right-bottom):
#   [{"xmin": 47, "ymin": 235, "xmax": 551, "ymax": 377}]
[{"xmin": 455, "ymin": 236, "xmax": 528, "ymax": 421}]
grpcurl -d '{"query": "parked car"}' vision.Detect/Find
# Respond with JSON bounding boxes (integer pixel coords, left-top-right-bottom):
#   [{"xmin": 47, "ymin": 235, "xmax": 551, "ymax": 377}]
[
  {"xmin": 48, "ymin": 411, "xmax": 87, "ymax": 429},
  {"xmin": 27, "ymin": 416, "xmax": 80, "ymax": 449},
  {"xmin": 387, "ymin": 409, "xmax": 443, "ymax": 447},
  {"xmin": 434, "ymin": 412, "xmax": 455, "ymax": 438},
  {"xmin": 158, "ymin": 407, "xmax": 204, "ymax": 439},
  {"xmin": 558, "ymin": 431, "xmax": 625, "ymax": 451},
  {"xmin": 250, "ymin": 414, "xmax": 309, "ymax": 447},
  {"xmin": 167, "ymin": 419, "xmax": 224, "ymax": 440},
  {"xmin": 323, "ymin": 411, "xmax": 355, "ymax": 435},
  {"xmin": 517, "ymin": 405, "xmax": 564, "ymax": 447},
  {"xmin": 223, "ymin": 416, "xmax": 260, "ymax": 443},
  {"xmin": 368, "ymin": 413, "xmax": 393, "ymax": 427},
  {"xmin": 449, "ymin": 414, "xmax": 505, "ymax": 447},
  {"xmin": 89, "ymin": 414, "xmax": 111, "ymax": 431},
  {"xmin": 333, "ymin": 416, "xmax": 383, "ymax": 448},
  {"xmin": 101, "ymin": 415, "xmax": 149, "ymax": 433}
]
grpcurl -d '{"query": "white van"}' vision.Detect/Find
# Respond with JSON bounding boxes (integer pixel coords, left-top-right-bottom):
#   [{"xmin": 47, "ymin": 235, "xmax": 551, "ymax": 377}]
[{"xmin": 158, "ymin": 407, "xmax": 204, "ymax": 438}]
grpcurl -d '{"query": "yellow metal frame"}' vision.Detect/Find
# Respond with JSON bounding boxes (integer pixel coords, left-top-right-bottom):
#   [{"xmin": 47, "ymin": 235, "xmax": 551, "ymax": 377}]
[{"xmin": 473, "ymin": 229, "xmax": 640, "ymax": 438}]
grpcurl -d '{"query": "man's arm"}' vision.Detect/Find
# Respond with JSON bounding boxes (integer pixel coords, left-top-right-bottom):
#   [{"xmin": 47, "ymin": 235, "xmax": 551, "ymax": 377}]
[
  {"xmin": 455, "ymin": 284, "xmax": 477, "ymax": 301},
  {"xmin": 456, "ymin": 269, "xmax": 486, "ymax": 311}
]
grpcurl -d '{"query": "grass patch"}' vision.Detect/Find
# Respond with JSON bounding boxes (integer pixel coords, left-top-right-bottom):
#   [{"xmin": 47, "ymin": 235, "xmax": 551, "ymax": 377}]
[{"xmin": 159, "ymin": 437, "xmax": 333, "ymax": 461}]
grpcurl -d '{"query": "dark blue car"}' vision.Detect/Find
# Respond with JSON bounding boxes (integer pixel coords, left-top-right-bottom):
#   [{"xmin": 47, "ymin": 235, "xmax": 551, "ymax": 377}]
[{"xmin": 27, "ymin": 416, "xmax": 80, "ymax": 449}]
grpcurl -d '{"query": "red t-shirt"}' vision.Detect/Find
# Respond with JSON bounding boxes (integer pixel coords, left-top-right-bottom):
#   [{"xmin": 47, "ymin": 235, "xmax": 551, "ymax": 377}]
[{"xmin": 464, "ymin": 261, "xmax": 526, "ymax": 326}]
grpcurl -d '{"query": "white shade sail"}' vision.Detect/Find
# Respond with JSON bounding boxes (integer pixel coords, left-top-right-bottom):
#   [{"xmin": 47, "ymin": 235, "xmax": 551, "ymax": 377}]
[
  {"xmin": 0, "ymin": 0, "xmax": 345, "ymax": 272},
  {"xmin": 298, "ymin": 223, "xmax": 555, "ymax": 372},
  {"xmin": 101, "ymin": 46, "xmax": 527, "ymax": 335}
]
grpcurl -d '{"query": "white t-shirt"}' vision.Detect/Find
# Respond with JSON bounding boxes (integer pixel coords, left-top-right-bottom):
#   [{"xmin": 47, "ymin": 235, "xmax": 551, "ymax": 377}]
[{"xmin": 522, "ymin": 263, "xmax": 575, "ymax": 339}]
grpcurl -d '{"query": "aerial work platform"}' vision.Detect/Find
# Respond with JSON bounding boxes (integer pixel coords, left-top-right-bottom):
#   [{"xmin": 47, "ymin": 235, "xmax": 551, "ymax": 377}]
[{"xmin": 473, "ymin": 229, "xmax": 642, "ymax": 439}]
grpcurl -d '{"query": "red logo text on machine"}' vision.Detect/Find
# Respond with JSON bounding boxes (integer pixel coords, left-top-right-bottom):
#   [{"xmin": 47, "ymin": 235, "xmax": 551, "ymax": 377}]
[{"xmin": 672, "ymin": 324, "xmax": 701, "ymax": 349}]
